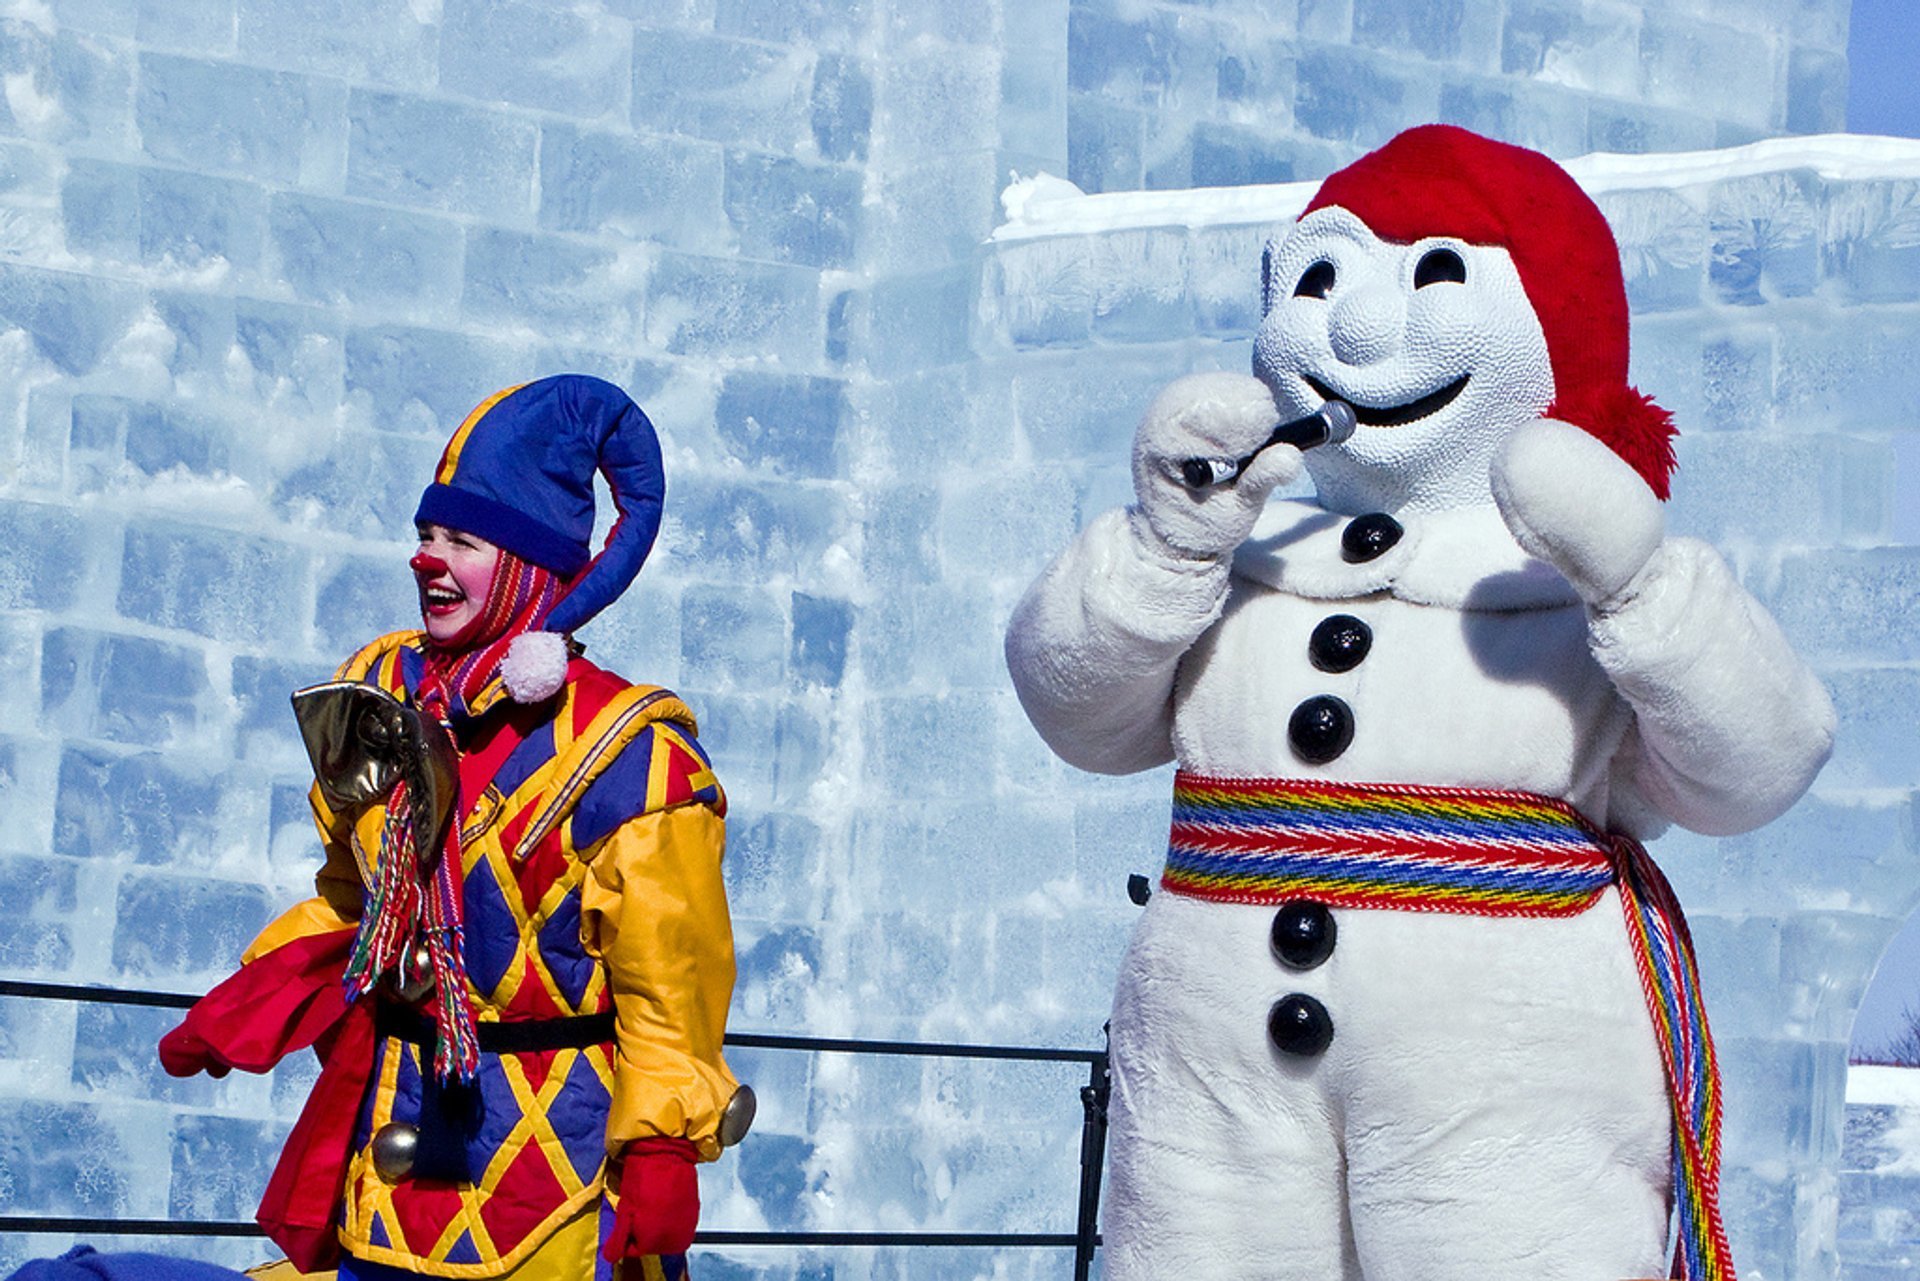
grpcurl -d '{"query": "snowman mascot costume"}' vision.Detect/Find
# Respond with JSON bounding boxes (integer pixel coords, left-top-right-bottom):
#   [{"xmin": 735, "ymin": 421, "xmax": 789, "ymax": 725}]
[{"xmin": 1006, "ymin": 126, "xmax": 1834, "ymax": 1281}]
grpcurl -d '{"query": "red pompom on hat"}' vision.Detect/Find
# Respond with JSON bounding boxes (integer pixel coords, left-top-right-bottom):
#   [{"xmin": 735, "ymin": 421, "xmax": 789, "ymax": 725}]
[{"xmin": 1303, "ymin": 124, "xmax": 1677, "ymax": 500}]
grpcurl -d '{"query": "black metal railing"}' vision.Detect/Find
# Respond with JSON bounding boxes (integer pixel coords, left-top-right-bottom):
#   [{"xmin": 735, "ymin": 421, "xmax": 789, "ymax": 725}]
[{"xmin": 0, "ymin": 979, "xmax": 1110, "ymax": 1278}]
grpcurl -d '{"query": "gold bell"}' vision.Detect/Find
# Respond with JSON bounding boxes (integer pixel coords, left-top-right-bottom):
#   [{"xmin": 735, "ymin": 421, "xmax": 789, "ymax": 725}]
[
  {"xmin": 394, "ymin": 941, "xmax": 435, "ymax": 1003},
  {"xmin": 718, "ymin": 1084, "xmax": 756, "ymax": 1147},
  {"xmin": 371, "ymin": 1121, "xmax": 418, "ymax": 1182}
]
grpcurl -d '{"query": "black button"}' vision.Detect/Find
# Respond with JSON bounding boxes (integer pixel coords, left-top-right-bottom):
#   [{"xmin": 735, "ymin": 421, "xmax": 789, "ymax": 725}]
[
  {"xmin": 1308, "ymin": 615, "xmax": 1371, "ymax": 673},
  {"xmin": 1288, "ymin": 695, "xmax": 1353, "ymax": 764},
  {"xmin": 1271, "ymin": 901, "xmax": 1336, "ymax": 970},
  {"xmin": 1127, "ymin": 874, "xmax": 1153, "ymax": 906},
  {"xmin": 1341, "ymin": 513, "xmax": 1403, "ymax": 562},
  {"xmin": 1268, "ymin": 994, "xmax": 1334, "ymax": 1057}
]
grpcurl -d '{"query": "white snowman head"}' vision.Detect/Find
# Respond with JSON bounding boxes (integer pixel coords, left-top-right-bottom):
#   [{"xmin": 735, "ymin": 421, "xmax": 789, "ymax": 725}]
[{"xmin": 1252, "ymin": 125, "xmax": 1675, "ymax": 516}]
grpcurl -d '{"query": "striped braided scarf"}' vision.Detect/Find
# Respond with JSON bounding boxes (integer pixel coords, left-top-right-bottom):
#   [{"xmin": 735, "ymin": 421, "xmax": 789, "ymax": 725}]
[{"xmin": 343, "ymin": 547, "xmax": 563, "ymax": 1081}]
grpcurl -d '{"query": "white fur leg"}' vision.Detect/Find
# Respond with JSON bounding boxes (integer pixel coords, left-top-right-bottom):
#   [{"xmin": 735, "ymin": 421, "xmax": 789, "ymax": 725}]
[
  {"xmin": 501, "ymin": 631, "xmax": 569, "ymax": 703},
  {"xmin": 1104, "ymin": 897, "xmax": 1356, "ymax": 1281}
]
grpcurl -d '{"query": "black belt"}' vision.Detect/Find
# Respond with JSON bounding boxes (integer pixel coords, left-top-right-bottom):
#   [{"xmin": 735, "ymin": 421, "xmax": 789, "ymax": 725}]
[{"xmin": 376, "ymin": 1002, "xmax": 616, "ymax": 1054}]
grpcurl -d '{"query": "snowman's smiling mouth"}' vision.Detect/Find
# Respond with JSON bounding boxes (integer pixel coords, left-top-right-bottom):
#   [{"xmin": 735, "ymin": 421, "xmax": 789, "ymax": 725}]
[{"xmin": 1302, "ymin": 373, "xmax": 1471, "ymax": 427}]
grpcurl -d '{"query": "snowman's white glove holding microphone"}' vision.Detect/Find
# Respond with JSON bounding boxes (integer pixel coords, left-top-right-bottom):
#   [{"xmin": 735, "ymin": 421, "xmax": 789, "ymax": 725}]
[{"xmin": 1129, "ymin": 372, "xmax": 1302, "ymax": 562}]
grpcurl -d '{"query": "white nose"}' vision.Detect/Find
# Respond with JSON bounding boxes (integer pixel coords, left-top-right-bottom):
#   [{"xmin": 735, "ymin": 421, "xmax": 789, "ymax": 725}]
[{"xmin": 1327, "ymin": 283, "xmax": 1404, "ymax": 366}]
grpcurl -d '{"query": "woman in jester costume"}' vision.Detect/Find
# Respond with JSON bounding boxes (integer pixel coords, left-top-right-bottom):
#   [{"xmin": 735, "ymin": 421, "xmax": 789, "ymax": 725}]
[
  {"xmin": 1006, "ymin": 127, "xmax": 1835, "ymax": 1280},
  {"xmin": 160, "ymin": 375, "xmax": 745, "ymax": 1280}
]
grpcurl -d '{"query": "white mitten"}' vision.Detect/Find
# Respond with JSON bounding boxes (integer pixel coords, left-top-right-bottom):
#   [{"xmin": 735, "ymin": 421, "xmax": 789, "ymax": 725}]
[
  {"xmin": 1130, "ymin": 372, "xmax": 1300, "ymax": 560},
  {"xmin": 1491, "ymin": 417, "xmax": 1665, "ymax": 610}
]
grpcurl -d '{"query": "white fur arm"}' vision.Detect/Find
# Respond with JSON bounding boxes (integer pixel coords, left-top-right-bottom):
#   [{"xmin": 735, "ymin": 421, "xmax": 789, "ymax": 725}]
[
  {"xmin": 1597, "ymin": 537, "xmax": 1835, "ymax": 836},
  {"xmin": 1005, "ymin": 507, "xmax": 1231, "ymax": 775}
]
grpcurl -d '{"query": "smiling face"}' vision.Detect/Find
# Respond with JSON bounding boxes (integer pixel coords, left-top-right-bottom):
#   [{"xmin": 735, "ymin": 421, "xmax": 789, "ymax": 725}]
[
  {"xmin": 412, "ymin": 524, "xmax": 501, "ymax": 646},
  {"xmin": 1252, "ymin": 205, "xmax": 1554, "ymax": 515}
]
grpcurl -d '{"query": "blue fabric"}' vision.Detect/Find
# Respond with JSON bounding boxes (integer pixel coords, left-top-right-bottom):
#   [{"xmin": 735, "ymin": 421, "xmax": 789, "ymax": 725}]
[
  {"xmin": 6, "ymin": 1246, "xmax": 251, "ymax": 1281},
  {"xmin": 415, "ymin": 374, "xmax": 665, "ymax": 634}
]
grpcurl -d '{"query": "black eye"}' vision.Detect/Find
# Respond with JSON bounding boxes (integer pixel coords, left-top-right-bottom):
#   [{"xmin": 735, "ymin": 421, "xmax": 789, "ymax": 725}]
[
  {"xmin": 1294, "ymin": 260, "xmax": 1335, "ymax": 299},
  {"xmin": 1414, "ymin": 248, "xmax": 1466, "ymax": 288}
]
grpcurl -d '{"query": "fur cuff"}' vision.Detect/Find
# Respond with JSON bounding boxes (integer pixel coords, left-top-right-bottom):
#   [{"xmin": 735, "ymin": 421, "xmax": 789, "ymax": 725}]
[{"xmin": 502, "ymin": 631, "xmax": 569, "ymax": 703}]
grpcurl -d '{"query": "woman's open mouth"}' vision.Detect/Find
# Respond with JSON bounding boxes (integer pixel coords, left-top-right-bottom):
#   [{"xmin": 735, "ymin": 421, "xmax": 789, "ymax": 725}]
[
  {"xmin": 1303, "ymin": 373, "xmax": 1470, "ymax": 427},
  {"xmin": 423, "ymin": 585, "xmax": 466, "ymax": 617}
]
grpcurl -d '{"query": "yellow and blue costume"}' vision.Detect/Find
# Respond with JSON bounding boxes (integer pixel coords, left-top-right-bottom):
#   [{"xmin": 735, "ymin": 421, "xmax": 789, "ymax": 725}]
[{"xmin": 232, "ymin": 630, "xmax": 734, "ymax": 1279}]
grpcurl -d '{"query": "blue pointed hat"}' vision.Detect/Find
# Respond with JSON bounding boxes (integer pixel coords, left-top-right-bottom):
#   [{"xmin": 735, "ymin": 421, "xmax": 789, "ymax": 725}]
[{"xmin": 415, "ymin": 374, "xmax": 664, "ymax": 638}]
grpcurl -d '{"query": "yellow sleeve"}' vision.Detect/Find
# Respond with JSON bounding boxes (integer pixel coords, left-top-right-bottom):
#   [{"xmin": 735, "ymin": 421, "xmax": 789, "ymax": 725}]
[{"xmin": 578, "ymin": 802, "xmax": 739, "ymax": 1161}]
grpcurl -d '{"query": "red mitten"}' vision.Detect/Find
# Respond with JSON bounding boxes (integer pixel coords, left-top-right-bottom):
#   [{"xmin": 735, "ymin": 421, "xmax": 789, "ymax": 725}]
[
  {"xmin": 158, "ymin": 1021, "xmax": 231, "ymax": 1078},
  {"xmin": 600, "ymin": 1136, "xmax": 701, "ymax": 1261}
]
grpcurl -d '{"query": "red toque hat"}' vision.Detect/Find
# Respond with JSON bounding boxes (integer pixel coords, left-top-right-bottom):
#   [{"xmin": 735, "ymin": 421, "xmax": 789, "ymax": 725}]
[{"xmin": 1303, "ymin": 125, "xmax": 1676, "ymax": 500}]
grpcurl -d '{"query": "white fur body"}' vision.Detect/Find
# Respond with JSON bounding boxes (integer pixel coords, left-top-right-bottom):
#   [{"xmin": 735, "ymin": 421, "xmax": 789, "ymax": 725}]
[{"xmin": 1007, "ymin": 497, "xmax": 1835, "ymax": 1279}]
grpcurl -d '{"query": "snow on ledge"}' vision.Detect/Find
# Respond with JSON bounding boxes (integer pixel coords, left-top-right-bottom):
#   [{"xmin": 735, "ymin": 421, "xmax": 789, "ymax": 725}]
[
  {"xmin": 1848, "ymin": 1063, "xmax": 1920, "ymax": 1108},
  {"xmin": 993, "ymin": 133, "xmax": 1920, "ymax": 244}
]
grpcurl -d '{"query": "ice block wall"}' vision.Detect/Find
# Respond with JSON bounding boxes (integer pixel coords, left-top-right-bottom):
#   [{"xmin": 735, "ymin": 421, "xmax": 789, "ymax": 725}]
[
  {"xmin": 0, "ymin": 1, "xmax": 1912, "ymax": 1279},
  {"xmin": 1065, "ymin": 0, "xmax": 1854, "ymax": 193}
]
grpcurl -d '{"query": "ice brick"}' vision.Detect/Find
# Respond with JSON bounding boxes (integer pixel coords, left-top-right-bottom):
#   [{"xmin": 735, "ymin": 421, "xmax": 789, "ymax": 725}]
[
  {"xmin": 462, "ymin": 227, "xmax": 641, "ymax": 346},
  {"xmin": 1637, "ymin": 12, "xmax": 1778, "ymax": 131},
  {"xmin": 269, "ymin": 192, "xmax": 464, "ymax": 314},
  {"xmin": 0, "ymin": 261, "xmax": 141, "ymax": 375},
  {"xmin": 1667, "ymin": 432, "xmax": 1886, "ymax": 545},
  {"xmin": 864, "ymin": 694, "xmax": 996, "ymax": 799},
  {"xmin": 866, "ymin": 268, "xmax": 974, "ymax": 375},
  {"xmin": 873, "ymin": 41, "xmax": 997, "ymax": 160},
  {"xmin": 1708, "ymin": 172, "xmax": 1819, "ymax": 305},
  {"xmin": 1786, "ymin": 44, "xmax": 1847, "ymax": 135},
  {"xmin": 1599, "ymin": 187, "xmax": 1709, "ymax": 314},
  {"xmin": 237, "ymin": 0, "xmax": 437, "ymax": 87},
  {"xmin": 0, "ymin": 500, "xmax": 88, "ymax": 611},
  {"xmin": 1067, "ymin": 93, "xmax": 1145, "ymax": 194},
  {"xmin": 1293, "ymin": 45, "xmax": 1419, "ymax": 147},
  {"xmin": 725, "ymin": 810, "xmax": 823, "ymax": 924},
  {"xmin": 0, "ymin": 1100, "xmax": 140, "ymax": 1215},
  {"xmin": 110, "ymin": 870, "xmax": 273, "ymax": 979},
  {"xmin": 644, "ymin": 253, "xmax": 821, "ymax": 362},
  {"xmin": 712, "ymin": 373, "xmax": 845, "ymax": 479},
  {"xmin": 662, "ymin": 478, "xmax": 846, "ymax": 580},
  {"xmin": 168, "ymin": 1112, "xmax": 286, "ymax": 1221},
  {"xmin": 118, "ymin": 521, "xmax": 310, "ymax": 645},
  {"xmin": 1821, "ymin": 180, "xmax": 1920, "ymax": 307},
  {"xmin": 346, "ymin": 89, "xmax": 537, "ymax": 222},
  {"xmin": 539, "ymin": 124, "xmax": 725, "ymax": 253},
  {"xmin": 680, "ymin": 584, "xmax": 786, "ymax": 689},
  {"xmin": 344, "ymin": 323, "xmax": 523, "ymax": 439},
  {"xmin": 137, "ymin": 0, "xmax": 236, "ymax": 50},
  {"xmin": 311, "ymin": 555, "xmax": 417, "ymax": 656},
  {"xmin": 1090, "ymin": 227, "xmax": 1190, "ymax": 342},
  {"xmin": 41, "ymin": 628, "xmax": 210, "ymax": 747},
  {"xmin": 789, "ymin": 592, "xmax": 849, "ymax": 687},
  {"xmin": 724, "ymin": 152, "xmax": 860, "ymax": 270},
  {"xmin": 1352, "ymin": 0, "xmax": 1469, "ymax": 64},
  {"xmin": 72, "ymin": 1003, "xmax": 214, "ymax": 1107},
  {"xmin": 809, "ymin": 52, "xmax": 871, "ymax": 165},
  {"xmin": 731, "ymin": 923, "xmax": 823, "ymax": 1029},
  {"xmin": 985, "ymin": 238, "xmax": 1094, "ymax": 348},
  {"xmin": 714, "ymin": 0, "xmax": 869, "ymax": 47},
  {"xmin": 138, "ymin": 53, "xmax": 345, "ymax": 186},
  {"xmin": 440, "ymin": 0, "xmax": 630, "ymax": 119},
  {"xmin": 630, "ymin": 30, "xmax": 812, "ymax": 151},
  {"xmin": 53, "ymin": 745, "xmax": 220, "ymax": 864},
  {"xmin": 1499, "ymin": 0, "xmax": 1640, "ymax": 98}
]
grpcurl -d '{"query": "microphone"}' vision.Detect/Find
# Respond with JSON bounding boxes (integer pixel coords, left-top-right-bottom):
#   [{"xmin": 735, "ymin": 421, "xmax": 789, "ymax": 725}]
[{"xmin": 1177, "ymin": 400, "xmax": 1357, "ymax": 490}]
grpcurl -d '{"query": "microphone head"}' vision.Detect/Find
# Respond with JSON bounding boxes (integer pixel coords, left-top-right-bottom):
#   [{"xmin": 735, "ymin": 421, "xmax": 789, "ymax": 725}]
[{"xmin": 1320, "ymin": 400, "xmax": 1357, "ymax": 445}]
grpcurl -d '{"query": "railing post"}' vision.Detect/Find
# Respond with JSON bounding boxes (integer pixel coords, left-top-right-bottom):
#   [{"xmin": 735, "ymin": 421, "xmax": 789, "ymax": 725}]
[{"xmin": 1073, "ymin": 1040, "xmax": 1112, "ymax": 1280}]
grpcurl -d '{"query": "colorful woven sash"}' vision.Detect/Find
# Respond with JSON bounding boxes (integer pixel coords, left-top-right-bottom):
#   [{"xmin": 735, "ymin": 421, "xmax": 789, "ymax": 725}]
[{"xmin": 1164, "ymin": 772, "xmax": 1733, "ymax": 1281}]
